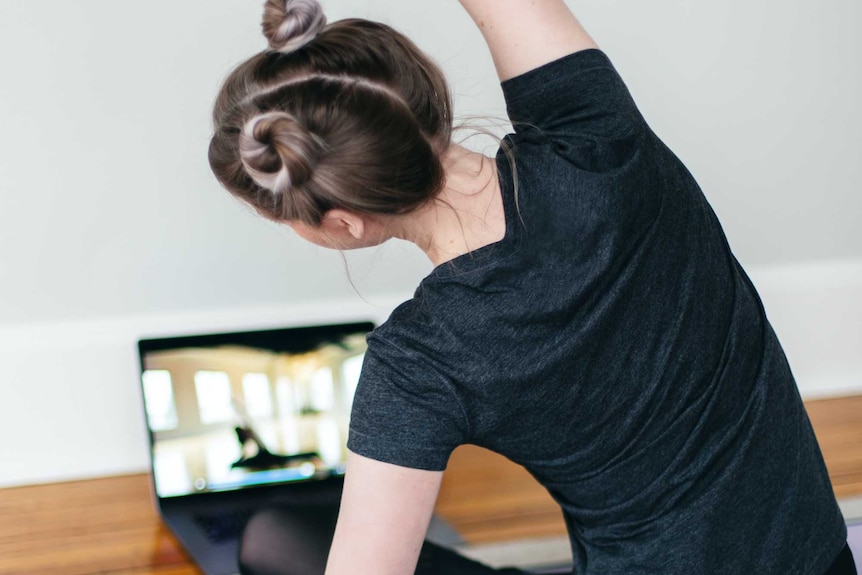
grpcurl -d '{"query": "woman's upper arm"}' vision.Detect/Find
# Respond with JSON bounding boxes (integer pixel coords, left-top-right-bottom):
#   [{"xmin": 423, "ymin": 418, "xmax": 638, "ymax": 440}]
[
  {"xmin": 325, "ymin": 450, "xmax": 444, "ymax": 575},
  {"xmin": 459, "ymin": 0, "xmax": 598, "ymax": 81}
]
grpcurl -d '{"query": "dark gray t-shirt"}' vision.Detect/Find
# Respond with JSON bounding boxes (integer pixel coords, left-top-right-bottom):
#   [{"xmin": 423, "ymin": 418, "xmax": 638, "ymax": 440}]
[{"xmin": 347, "ymin": 50, "xmax": 846, "ymax": 574}]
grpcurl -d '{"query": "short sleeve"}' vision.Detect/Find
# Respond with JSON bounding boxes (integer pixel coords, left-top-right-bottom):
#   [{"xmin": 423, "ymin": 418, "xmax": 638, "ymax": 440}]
[
  {"xmin": 501, "ymin": 49, "xmax": 645, "ymax": 171},
  {"xmin": 346, "ymin": 336, "xmax": 468, "ymax": 471}
]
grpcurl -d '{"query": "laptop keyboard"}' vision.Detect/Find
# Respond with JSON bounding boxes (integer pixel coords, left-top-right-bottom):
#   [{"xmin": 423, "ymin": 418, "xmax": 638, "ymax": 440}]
[{"xmin": 193, "ymin": 508, "xmax": 256, "ymax": 543}]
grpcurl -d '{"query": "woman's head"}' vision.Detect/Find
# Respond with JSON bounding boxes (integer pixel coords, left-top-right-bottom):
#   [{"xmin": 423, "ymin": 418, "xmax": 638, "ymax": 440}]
[{"xmin": 208, "ymin": 0, "xmax": 453, "ymax": 228}]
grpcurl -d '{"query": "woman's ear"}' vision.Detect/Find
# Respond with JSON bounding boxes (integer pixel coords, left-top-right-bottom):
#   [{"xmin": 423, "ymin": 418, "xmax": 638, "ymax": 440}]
[{"xmin": 321, "ymin": 209, "xmax": 366, "ymax": 240}]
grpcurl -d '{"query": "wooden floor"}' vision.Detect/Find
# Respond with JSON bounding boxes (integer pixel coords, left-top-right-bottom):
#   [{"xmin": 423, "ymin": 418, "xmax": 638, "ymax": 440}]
[{"xmin": 1, "ymin": 395, "xmax": 860, "ymax": 575}]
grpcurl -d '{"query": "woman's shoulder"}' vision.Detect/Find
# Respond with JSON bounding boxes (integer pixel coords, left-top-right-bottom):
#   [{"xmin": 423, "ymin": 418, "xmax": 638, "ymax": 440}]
[
  {"xmin": 501, "ymin": 49, "xmax": 646, "ymax": 149},
  {"xmin": 500, "ymin": 48, "xmax": 614, "ymax": 99}
]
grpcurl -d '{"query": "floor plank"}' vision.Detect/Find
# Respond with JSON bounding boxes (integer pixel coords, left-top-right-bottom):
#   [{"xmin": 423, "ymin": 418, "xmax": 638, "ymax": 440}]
[{"xmin": 0, "ymin": 475, "xmax": 193, "ymax": 575}]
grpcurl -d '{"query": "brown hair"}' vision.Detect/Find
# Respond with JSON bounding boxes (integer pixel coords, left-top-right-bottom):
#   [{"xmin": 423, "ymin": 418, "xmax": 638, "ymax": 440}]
[{"xmin": 208, "ymin": 0, "xmax": 453, "ymax": 225}]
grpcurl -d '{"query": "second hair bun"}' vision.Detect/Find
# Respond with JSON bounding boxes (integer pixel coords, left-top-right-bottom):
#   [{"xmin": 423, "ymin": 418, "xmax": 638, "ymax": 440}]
[{"xmin": 239, "ymin": 111, "xmax": 322, "ymax": 195}]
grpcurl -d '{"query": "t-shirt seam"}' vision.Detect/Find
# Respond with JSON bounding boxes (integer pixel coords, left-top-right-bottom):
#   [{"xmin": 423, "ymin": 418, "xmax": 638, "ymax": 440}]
[
  {"xmin": 499, "ymin": 48, "xmax": 611, "ymax": 96},
  {"xmin": 503, "ymin": 63, "xmax": 617, "ymax": 106}
]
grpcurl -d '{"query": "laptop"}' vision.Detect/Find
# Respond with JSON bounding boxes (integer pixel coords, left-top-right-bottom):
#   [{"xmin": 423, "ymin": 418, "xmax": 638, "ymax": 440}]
[
  {"xmin": 138, "ymin": 321, "xmax": 464, "ymax": 574},
  {"xmin": 137, "ymin": 321, "xmax": 378, "ymax": 575}
]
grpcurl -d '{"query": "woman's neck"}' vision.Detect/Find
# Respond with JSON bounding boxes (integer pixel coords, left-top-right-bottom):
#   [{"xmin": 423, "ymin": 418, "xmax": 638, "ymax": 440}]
[{"xmin": 398, "ymin": 145, "xmax": 505, "ymax": 266}]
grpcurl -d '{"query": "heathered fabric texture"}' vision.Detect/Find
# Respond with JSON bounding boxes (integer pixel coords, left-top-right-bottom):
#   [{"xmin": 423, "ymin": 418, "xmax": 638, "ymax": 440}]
[{"xmin": 347, "ymin": 50, "xmax": 847, "ymax": 574}]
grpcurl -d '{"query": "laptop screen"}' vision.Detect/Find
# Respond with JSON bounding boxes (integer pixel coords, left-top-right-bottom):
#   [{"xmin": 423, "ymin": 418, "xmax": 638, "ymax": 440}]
[{"xmin": 138, "ymin": 322, "xmax": 373, "ymax": 499}]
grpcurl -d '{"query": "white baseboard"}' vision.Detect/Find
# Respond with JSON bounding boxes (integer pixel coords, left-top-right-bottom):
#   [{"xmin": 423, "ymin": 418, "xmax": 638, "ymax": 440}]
[
  {"xmin": 747, "ymin": 258, "xmax": 862, "ymax": 399},
  {"xmin": 0, "ymin": 258, "xmax": 860, "ymax": 489}
]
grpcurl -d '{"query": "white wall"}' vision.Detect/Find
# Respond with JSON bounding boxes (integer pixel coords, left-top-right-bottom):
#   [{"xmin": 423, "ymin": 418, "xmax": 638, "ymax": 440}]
[{"xmin": 0, "ymin": 0, "xmax": 859, "ymax": 488}]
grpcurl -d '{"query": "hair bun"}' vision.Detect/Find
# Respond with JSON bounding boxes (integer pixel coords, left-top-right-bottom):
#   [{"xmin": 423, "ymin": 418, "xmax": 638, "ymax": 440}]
[
  {"xmin": 239, "ymin": 112, "xmax": 322, "ymax": 195},
  {"xmin": 262, "ymin": 0, "xmax": 327, "ymax": 54}
]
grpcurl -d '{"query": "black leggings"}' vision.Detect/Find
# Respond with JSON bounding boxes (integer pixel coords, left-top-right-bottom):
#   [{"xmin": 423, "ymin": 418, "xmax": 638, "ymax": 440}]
[{"xmin": 237, "ymin": 505, "xmax": 524, "ymax": 575}]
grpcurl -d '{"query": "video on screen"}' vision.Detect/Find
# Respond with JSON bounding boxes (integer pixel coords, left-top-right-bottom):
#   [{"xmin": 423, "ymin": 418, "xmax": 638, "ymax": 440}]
[{"xmin": 140, "ymin": 326, "xmax": 369, "ymax": 497}]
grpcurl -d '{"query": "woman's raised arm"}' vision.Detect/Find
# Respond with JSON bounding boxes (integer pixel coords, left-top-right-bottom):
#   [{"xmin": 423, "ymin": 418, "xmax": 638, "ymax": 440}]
[{"xmin": 458, "ymin": 0, "xmax": 598, "ymax": 81}]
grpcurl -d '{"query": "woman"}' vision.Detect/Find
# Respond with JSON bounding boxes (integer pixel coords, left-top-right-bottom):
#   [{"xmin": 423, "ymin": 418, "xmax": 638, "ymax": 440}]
[{"xmin": 209, "ymin": 1, "xmax": 854, "ymax": 573}]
